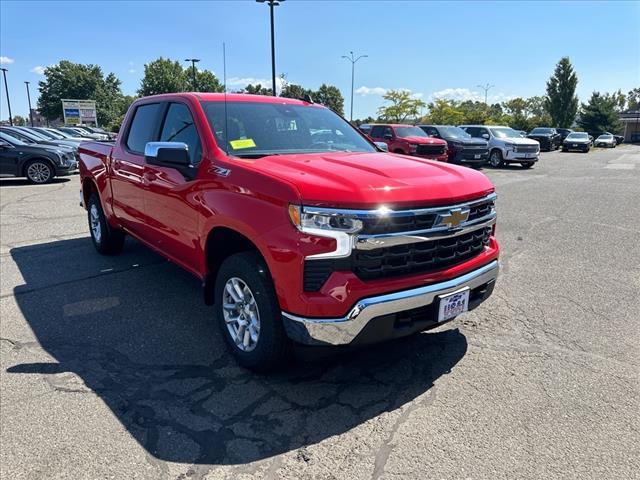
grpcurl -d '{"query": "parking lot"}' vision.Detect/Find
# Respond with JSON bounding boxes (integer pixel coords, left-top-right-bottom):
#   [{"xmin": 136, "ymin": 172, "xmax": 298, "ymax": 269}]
[{"xmin": 1, "ymin": 146, "xmax": 639, "ymax": 479}]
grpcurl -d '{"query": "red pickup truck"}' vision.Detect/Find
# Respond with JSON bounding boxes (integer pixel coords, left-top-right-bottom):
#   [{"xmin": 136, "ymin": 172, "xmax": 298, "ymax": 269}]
[
  {"xmin": 79, "ymin": 93, "xmax": 499, "ymax": 371},
  {"xmin": 367, "ymin": 124, "xmax": 449, "ymax": 161}
]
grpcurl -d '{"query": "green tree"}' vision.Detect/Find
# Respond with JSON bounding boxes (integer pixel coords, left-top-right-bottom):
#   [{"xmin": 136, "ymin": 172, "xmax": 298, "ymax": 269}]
[
  {"xmin": 609, "ymin": 89, "xmax": 626, "ymax": 112},
  {"xmin": 280, "ymin": 83, "xmax": 312, "ymax": 100},
  {"xmin": 37, "ymin": 60, "xmax": 125, "ymax": 126},
  {"xmin": 12, "ymin": 115, "xmax": 27, "ymax": 126},
  {"xmin": 138, "ymin": 58, "xmax": 187, "ymax": 96},
  {"xmin": 241, "ymin": 83, "xmax": 273, "ymax": 95},
  {"xmin": 377, "ymin": 90, "xmax": 426, "ymax": 123},
  {"xmin": 577, "ymin": 91, "xmax": 623, "ymax": 135},
  {"xmin": 424, "ymin": 99, "xmax": 465, "ymax": 125},
  {"xmin": 544, "ymin": 57, "xmax": 579, "ymax": 127},
  {"xmin": 313, "ymin": 84, "xmax": 344, "ymax": 116},
  {"xmin": 195, "ymin": 69, "xmax": 224, "ymax": 93},
  {"xmin": 627, "ymin": 87, "xmax": 640, "ymax": 110}
]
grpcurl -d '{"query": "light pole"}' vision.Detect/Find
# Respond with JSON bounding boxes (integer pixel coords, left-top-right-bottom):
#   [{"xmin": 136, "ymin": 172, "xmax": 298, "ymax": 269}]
[
  {"xmin": 1, "ymin": 68, "xmax": 13, "ymax": 126},
  {"xmin": 256, "ymin": 0, "xmax": 284, "ymax": 96},
  {"xmin": 476, "ymin": 83, "xmax": 495, "ymax": 104},
  {"xmin": 25, "ymin": 81, "xmax": 34, "ymax": 126},
  {"xmin": 184, "ymin": 58, "xmax": 200, "ymax": 91},
  {"xmin": 342, "ymin": 51, "xmax": 368, "ymax": 122}
]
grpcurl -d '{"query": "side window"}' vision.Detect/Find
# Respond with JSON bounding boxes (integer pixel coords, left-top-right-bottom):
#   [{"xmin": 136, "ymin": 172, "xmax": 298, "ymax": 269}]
[
  {"xmin": 464, "ymin": 127, "xmax": 477, "ymax": 137},
  {"xmin": 478, "ymin": 128, "xmax": 489, "ymax": 137},
  {"xmin": 426, "ymin": 127, "xmax": 439, "ymax": 137},
  {"xmin": 382, "ymin": 127, "xmax": 394, "ymax": 138},
  {"xmin": 126, "ymin": 103, "xmax": 161, "ymax": 153},
  {"xmin": 160, "ymin": 103, "xmax": 202, "ymax": 164},
  {"xmin": 370, "ymin": 126, "xmax": 384, "ymax": 138}
]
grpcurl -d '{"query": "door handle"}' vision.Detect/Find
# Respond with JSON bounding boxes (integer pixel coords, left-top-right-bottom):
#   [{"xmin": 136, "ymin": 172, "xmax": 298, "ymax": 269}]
[{"xmin": 143, "ymin": 172, "xmax": 158, "ymax": 182}]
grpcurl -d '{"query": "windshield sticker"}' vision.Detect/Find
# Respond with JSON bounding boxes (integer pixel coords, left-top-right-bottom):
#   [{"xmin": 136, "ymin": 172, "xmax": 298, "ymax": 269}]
[{"xmin": 229, "ymin": 138, "xmax": 256, "ymax": 150}]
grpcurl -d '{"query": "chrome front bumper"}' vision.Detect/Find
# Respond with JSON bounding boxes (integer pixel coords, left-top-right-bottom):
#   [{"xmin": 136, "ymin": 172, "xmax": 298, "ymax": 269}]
[{"xmin": 282, "ymin": 260, "xmax": 499, "ymax": 346}]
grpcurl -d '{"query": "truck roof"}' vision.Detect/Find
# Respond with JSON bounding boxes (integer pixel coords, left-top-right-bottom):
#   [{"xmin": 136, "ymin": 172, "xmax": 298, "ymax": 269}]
[{"xmin": 138, "ymin": 92, "xmax": 319, "ymax": 106}]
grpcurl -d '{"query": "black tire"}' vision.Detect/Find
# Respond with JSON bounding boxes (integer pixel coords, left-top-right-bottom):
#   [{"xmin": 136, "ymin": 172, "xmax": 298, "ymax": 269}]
[
  {"xmin": 87, "ymin": 193, "xmax": 125, "ymax": 255},
  {"xmin": 521, "ymin": 162, "xmax": 534, "ymax": 169},
  {"xmin": 394, "ymin": 149, "xmax": 404, "ymax": 154},
  {"xmin": 24, "ymin": 159, "xmax": 54, "ymax": 184},
  {"xmin": 488, "ymin": 149, "xmax": 503, "ymax": 168},
  {"xmin": 214, "ymin": 251, "xmax": 289, "ymax": 372},
  {"xmin": 562, "ymin": 147, "xmax": 568, "ymax": 152}
]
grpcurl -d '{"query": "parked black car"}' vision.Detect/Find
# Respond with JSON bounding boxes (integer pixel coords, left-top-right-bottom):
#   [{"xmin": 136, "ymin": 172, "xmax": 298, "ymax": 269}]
[
  {"xmin": 0, "ymin": 132, "xmax": 78, "ymax": 184},
  {"xmin": 556, "ymin": 128, "xmax": 573, "ymax": 142},
  {"xmin": 562, "ymin": 132, "xmax": 591, "ymax": 152},
  {"xmin": 527, "ymin": 127, "xmax": 562, "ymax": 151},
  {"xmin": 418, "ymin": 124, "xmax": 489, "ymax": 166},
  {"xmin": 0, "ymin": 126, "xmax": 80, "ymax": 152}
]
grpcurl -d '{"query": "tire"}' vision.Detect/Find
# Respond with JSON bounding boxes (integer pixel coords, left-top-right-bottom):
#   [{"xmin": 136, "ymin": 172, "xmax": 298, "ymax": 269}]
[
  {"xmin": 214, "ymin": 251, "xmax": 289, "ymax": 371},
  {"xmin": 488, "ymin": 149, "xmax": 503, "ymax": 168},
  {"xmin": 394, "ymin": 149, "xmax": 404, "ymax": 154},
  {"xmin": 562, "ymin": 147, "xmax": 568, "ymax": 152},
  {"xmin": 87, "ymin": 193, "xmax": 125, "ymax": 255},
  {"xmin": 25, "ymin": 159, "xmax": 54, "ymax": 184},
  {"xmin": 521, "ymin": 162, "xmax": 534, "ymax": 169}
]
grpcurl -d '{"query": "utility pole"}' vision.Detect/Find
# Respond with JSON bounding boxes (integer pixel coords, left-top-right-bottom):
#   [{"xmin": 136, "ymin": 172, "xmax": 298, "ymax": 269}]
[
  {"xmin": 477, "ymin": 83, "xmax": 495, "ymax": 104},
  {"xmin": 25, "ymin": 81, "xmax": 34, "ymax": 126},
  {"xmin": 1, "ymin": 68, "xmax": 13, "ymax": 125},
  {"xmin": 257, "ymin": 0, "xmax": 285, "ymax": 96},
  {"xmin": 184, "ymin": 58, "xmax": 200, "ymax": 91},
  {"xmin": 341, "ymin": 51, "xmax": 368, "ymax": 122}
]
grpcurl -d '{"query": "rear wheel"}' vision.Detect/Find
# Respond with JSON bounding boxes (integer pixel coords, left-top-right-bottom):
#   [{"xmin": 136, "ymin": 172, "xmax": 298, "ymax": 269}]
[
  {"xmin": 25, "ymin": 159, "xmax": 53, "ymax": 184},
  {"xmin": 489, "ymin": 149, "xmax": 503, "ymax": 168},
  {"xmin": 87, "ymin": 193, "xmax": 125, "ymax": 254},
  {"xmin": 214, "ymin": 252, "xmax": 289, "ymax": 371}
]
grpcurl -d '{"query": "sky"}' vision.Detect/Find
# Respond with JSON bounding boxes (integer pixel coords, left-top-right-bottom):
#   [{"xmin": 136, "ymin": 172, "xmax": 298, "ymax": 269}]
[{"xmin": 1, "ymin": 0, "xmax": 639, "ymax": 121}]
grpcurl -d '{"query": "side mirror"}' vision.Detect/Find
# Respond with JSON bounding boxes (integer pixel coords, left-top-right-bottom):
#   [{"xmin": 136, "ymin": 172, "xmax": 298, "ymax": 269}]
[
  {"xmin": 145, "ymin": 142, "xmax": 190, "ymax": 167},
  {"xmin": 383, "ymin": 134, "xmax": 393, "ymax": 140},
  {"xmin": 374, "ymin": 141, "xmax": 389, "ymax": 152},
  {"xmin": 481, "ymin": 133, "xmax": 490, "ymax": 140}
]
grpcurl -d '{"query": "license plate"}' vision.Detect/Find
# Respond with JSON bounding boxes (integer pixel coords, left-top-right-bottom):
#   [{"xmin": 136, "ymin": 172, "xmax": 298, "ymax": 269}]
[
  {"xmin": 437, "ymin": 288, "xmax": 470, "ymax": 322},
  {"xmin": 526, "ymin": 153, "xmax": 533, "ymax": 158},
  {"xmin": 474, "ymin": 154, "xmax": 481, "ymax": 159},
  {"xmin": 572, "ymin": 144, "xmax": 577, "ymax": 147}
]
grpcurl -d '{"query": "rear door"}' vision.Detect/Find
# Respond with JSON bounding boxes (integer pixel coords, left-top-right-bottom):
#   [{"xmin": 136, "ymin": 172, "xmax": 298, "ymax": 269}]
[
  {"xmin": 142, "ymin": 102, "xmax": 203, "ymax": 272},
  {"xmin": 0, "ymin": 139, "xmax": 21, "ymax": 175},
  {"xmin": 110, "ymin": 102, "xmax": 162, "ymax": 237}
]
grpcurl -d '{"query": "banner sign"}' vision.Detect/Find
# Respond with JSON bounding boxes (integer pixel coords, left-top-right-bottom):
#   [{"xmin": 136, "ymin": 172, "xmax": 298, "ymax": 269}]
[{"xmin": 62, "ymin": 99, "xmax": 97, "ymax": 126}]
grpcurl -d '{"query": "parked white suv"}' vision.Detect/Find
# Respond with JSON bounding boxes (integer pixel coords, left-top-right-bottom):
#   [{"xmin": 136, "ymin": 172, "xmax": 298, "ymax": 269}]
[{"xmin": 460, "ymin": 125, "xmax": 540, "ymax": 169}]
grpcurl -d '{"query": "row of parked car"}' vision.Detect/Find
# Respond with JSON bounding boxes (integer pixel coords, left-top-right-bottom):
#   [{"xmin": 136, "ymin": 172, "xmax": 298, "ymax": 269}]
[
  {"xmin": 0, "ymin": 125, "xmax": 113, "ymax": 184},
  {"xmin": 359, "ymin": 123, "xmax": 624, "ymax": 169}
]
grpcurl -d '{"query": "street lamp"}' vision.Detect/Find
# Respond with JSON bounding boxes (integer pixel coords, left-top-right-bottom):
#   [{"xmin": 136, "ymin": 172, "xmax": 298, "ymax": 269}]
[
  {"xmin": 1, "ymin": 68, "xmax": 13, "ymax": 126},
  {"xmin": 184, "ymin": 58, "xmax": 201, "ymax": 91},
  {"xmin": 342, "ymin": 51, "xmax": 368, "ymax": 122},
  {"xmin": 476, "ymin": 83, "xmax": 495, "ymax": 104},
  {"xmin": 25, "ymin": 81, "xmax": 34, "ymax": 127},
  {"xmin": 256, "ymin": 0, "xmax": 285, "ymax": 96}
]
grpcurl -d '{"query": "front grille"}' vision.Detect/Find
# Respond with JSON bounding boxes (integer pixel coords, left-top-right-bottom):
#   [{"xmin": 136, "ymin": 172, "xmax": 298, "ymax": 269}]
[
  {"xmin": 353, "ymin": 227, "xmax": 491, "ymax": 281},
  {"xmin": 516, "ymin": 145, "xmax": 538, "ymax": 153},
  {"xmin": 461, "ymin": 147, "xmax": 488, "ymax": 159},
  {"xmin": 416, "ymin": 144, "xmax": 446, "ymax": 155}
]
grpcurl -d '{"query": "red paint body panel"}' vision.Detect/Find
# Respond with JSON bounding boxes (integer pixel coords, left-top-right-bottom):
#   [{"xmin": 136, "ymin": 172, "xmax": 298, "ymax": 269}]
[{"xmin": 79, "ymin": 93, "xmax": 499, "ymax": 319}]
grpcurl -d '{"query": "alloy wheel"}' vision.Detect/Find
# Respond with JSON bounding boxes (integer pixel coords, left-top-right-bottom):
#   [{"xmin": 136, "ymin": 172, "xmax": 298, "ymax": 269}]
[
  {"xmin": 222, "ymin": 277, "xmax": 261, "ymax": 352},
  {"xmin": 90, "ymin": 204, "xmax": 102, "ymax": 243},
  {"xmin": 26, "ymin": 162, "xmax": 51, "ymax": 183}
]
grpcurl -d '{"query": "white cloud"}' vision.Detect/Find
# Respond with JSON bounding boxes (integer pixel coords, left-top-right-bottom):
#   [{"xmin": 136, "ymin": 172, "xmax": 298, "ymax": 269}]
[
  {"xmin": 128, "ymin": 69, "xmax": 136, "ymax": 74},
  {"xmin": 0, "ymin": 56, "xmax": 15, "ymax": 65},
  {"xmin": 430, "ymin": 87, "xmax": 515, "ymax": 104},
  {"xmin": 227, "ymin": 76, "xmax": 287, "ymax": 94},
  {"xmin": 356, "ymin": 86, "xmax": 388, "ymax": 96},
  {"xmin": 30, "ymin": 66, "xmax": 46, "ymax": 75}
]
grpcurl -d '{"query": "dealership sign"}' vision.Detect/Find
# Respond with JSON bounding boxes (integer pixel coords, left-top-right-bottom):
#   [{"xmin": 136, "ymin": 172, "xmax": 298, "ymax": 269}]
[{"xmin": 62, "ymin": 99, "xmax": 98, "ymax": 126}]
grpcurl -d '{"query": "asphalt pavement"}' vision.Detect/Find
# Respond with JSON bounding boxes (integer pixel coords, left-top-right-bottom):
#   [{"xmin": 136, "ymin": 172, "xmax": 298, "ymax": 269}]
[{"xmin": 1, "ymin": 145, "xmax": 639, "ymax": 479}]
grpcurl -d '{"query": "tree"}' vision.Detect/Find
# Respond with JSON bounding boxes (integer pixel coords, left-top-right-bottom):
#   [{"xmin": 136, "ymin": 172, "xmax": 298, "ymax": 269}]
[
  {"xmin": 314, "ymin": 84, "xmax": 344, "ymax": 116},
  {"xmin": 138, "ymin": 58, "xmax": 187, "ymax": 96},
  {"xmin": 37, "ymin": 60, "xmax": 125, "ymax": 126},
  {"xmin": 280, "ymin": 83, "xmax": 312, "ymax": 100},
  {"xmin": 195, "ymin": 69, "xmax": 224, "ymax": 93},
  {"xmin": 377, "ymin": 90, "xmax": 425, "ymax": 123},
  {"xmin": 544, "ymin": 57, "xmax": 579, "ymax": 127},
  {"xmin": 240, "ymin": 83, "xmax": 273, "ymax": 95},
  {"xmin": 577, "ymin": 91, "xmax": 623, "ymax": 135},
  {"xmin": 627, "ymin": 87, "xmax": 640, "ymax": 110},
  {"xmin": 424, "ymin": 99, "xmax": 465, "ymax": 125},
  {"xmin": 12, "ymin": 115, "xmax": 27, "ymax": 126},
  {"xmin": 609, "ymin": 89, "xmax": 626, "ymax": 112}
]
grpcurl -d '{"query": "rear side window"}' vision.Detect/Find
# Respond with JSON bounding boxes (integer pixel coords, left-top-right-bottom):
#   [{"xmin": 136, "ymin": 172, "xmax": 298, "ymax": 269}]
[
  {"xmin": 370, "ymin": 126, "xmax": 384, "ymax": 138},
  {"xmin": 159, "ymin": 103, "xmax": 202, "ymax": 164},
  {"xmin": 126, "ymin": 103, "xmax": 161, "ymax": 153}
]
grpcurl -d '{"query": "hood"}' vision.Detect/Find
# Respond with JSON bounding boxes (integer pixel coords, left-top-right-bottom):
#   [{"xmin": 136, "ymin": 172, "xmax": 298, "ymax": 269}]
[
  {"xmin": 402, "ymin": 136, "xmax": 446, "ymax": 145},
  {"xmin": 528, "ymin": 133, "xmax": 553, "ymax": 138},
  {"xmin": 15, "ymin": 144, "xmax": 68, "ymax": 156},
  {"xmin": 447, "ymin": 137, "xmax": 488, "ymax": 146},
  {"xmin": 40, "ymin": 141, "xmax": 76, "ymax": 152},
  {"xmin": 247, "ymin": 151, "xmax": 494, "ymax": 208},
  {"xmin": 564, "ymin": 137, "xmax": 589, "ymax": 143},
  {"xmin": 511, "ymin": 137, "xmax": 541, "ymax": 146}
]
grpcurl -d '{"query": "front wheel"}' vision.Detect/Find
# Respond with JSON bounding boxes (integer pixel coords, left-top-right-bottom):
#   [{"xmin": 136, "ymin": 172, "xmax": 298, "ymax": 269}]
[
  {"xmin": 25, "ymin": 159, "xmax": 54, "ymax": 184},
  {"xmin": 488, "ymin": 150, "xmax": 503, "ymax": 168},
  {"xmin": 87, "ymin": 193, "xmax": 125, "ymax": 254},
  {"xmin": 521, "ymin": 162, "xmax": 534, "ymax": 169},
  {"xmin": 214, "ymin": 252, "xmax": 290, "ymax": 371}
]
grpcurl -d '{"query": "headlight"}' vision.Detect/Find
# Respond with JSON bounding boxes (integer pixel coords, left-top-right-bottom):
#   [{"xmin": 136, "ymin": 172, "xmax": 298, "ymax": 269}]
[
  {"xmin": 409, "ymin": 143, "xmax": 418, "ymax": 151},
  {"xmin": 451, "ymin": 141, "xmax": 463, "ymax": 149},
  {"xmin": 504, "ymin": 142, "xmax": 515, "ymax": 149}
]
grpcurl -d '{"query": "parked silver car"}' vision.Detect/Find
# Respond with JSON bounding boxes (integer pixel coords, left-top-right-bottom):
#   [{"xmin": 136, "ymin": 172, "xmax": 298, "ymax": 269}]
[{"xmin": 460, "ymin": 125, "xmax": 540, "ymax": 169}]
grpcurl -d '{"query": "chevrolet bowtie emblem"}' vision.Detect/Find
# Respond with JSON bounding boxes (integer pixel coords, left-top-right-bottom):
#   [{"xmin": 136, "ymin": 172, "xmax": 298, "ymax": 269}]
[{"xmin": 436, "ymin": 208, "xmax": 470, "ymax": 228}]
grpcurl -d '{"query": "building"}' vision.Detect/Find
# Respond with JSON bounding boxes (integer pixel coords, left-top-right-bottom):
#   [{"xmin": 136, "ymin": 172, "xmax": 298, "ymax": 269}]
[
  {"xmin": 620, "ymin": 111, "xmax": 640, "ymax": 143},
  {"xmin": 30, "ymin": 109, "xmax": 48, "ymax": 127}
]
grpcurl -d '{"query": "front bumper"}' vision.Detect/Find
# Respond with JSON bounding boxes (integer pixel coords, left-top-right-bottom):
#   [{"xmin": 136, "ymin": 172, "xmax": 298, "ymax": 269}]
[
  {"xmin": 451, "ymin": 150, "xmax": 489, "ymax": 165},
  {"xmin": 504, "ymin": 150, "xmax": 539, "ymax": 162},
  {"xmin": 282, "ymin": 259, "xmax": 499, "ymax": 346}
]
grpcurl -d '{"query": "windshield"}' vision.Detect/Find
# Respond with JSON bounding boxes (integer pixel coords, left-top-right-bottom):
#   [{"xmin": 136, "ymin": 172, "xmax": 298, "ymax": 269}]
[
  {"xmin": 531, "ymin": 128, "xmax": 553, "ymax": 134},
  {"xmin": 437, "ymin": 126, "xmax": 471, "ymax": 139},
  {"xmin": 202, "ymin": 101, "xmax": 376, "ymax": 157},
  {"xmin": 598, "ymin": 135, "xmax": 613, "ymax": 139},
  {"xmin": 567, "ymin": 133, "xmax": 588, "ymax": 139},
  {"xmin": 43, "ymin": 129, "xmax": 65, "ymax": 139},
  {"xmin": 0, "ymin": 132, "xmax": 27, "ymax": 146},
  {"xmin": 33, "ymin": 128, "xmax": 58, "ymax": 139},
  {"xmin": 395, "ymin": 126, "xmax": 428, "ymax": 138},
  {"xmin": 490, "ymin": 127, "xmax": 520, "ymax": 139}
]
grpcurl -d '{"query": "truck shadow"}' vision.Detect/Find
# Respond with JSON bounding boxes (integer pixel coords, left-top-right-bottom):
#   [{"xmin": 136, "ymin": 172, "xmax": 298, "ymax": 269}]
[{"xmin": 7, "ymin": 237, "xmax": 467, "ymax": 465}]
